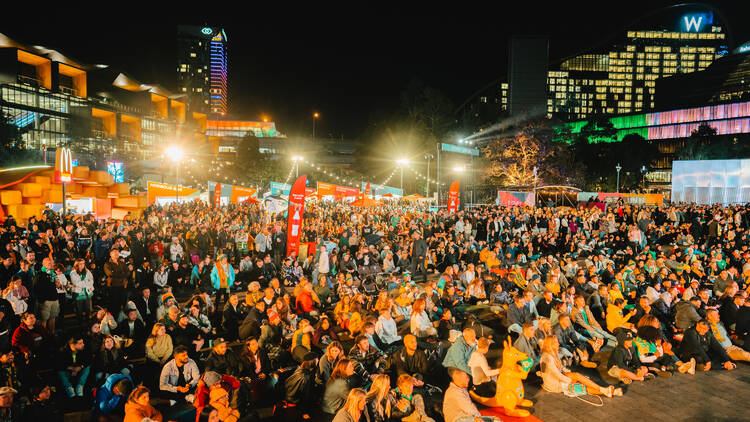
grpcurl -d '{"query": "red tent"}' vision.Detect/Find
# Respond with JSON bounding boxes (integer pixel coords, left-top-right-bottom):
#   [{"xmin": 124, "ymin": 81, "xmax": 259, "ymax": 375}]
[{"xmin": 241, "ymin": 196, "xmax": 259, "ymax": 204}]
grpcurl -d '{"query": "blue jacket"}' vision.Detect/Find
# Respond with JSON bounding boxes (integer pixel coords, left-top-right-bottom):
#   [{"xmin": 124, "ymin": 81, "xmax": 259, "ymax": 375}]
[
  {"xmin": 442, "ymin": 335, "xmax": 476, "ymax": 375},
  {"xmin": 95, "ymin": 373, "xmax": 131, "ymax": 415},
  {"xmin": 210, "ymin": 263, "xmax": 235, "ymax": 290}
]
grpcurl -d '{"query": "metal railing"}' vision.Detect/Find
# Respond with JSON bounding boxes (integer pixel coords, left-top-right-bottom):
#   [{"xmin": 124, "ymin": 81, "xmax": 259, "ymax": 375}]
[
  {"xmin": 58, "ymin": 85, "xmax": 80, "ymax": 97},
  {"xmin": 18, "ymin": 75, "xmax": 40, "ymax": 86}
]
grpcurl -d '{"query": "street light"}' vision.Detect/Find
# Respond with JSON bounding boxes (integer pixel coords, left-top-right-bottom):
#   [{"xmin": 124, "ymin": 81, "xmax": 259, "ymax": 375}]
[
  {"xmin": 397, "ymin": 158, "xmax": 408, "ymax": 193},
  {"xmin": 166, "ymin": 146, "xmax": 184, "ymax": 204},
  {"xmin": 312, "ymin": 112, "xmax": 320, "ymax": 142},
  {"xmin": 424, "ymin": 153, "xmax": 434, "ymax": 199},
  {"xmin": 615, "ymin": 163, "xmax": 622, "ymax": 193},
  {"xmin": 453, "ymin": 166, "xmax": 465, "ymax": 172},
  {"xmin": 292, "ymin": 156, "xmax": 303, "ymax": 178}
]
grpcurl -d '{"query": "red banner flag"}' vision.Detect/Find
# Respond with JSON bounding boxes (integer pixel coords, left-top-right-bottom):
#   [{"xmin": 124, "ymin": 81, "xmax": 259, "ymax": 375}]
[
  {"xmin": 286, "ymin": 175, "xmax": 308, "ymax": 256},
  {"xmin": 365, "ymin": 183, "xmax": 371, "ymax": 197},
  {"xmin": 448, "ymin": 181, "xmax": 460, "ymax": 214},
  {"xmin": 213, "ymin": 183, "xmax": 222, "ymax": 208}
]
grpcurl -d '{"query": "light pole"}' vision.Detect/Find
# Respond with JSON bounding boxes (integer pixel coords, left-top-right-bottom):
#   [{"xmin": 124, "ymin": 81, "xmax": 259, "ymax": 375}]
[
  {"xmin": 424, "ymin": 153, "xmax": 433, "ymax": 199},
  {"xmin": 312, "ymin": 112, "xmax": 319, "ymax": 142},
  {"xmin": 167, "ymin": 146, "xmax": 184, "ymax": 204},
  {"xmin": 292, "ymin": 156, "xmax": 303, "ymax": 178},
  {"xmin": 616, "ymin": 163, "xmax": 622, "ymax": 193},
  {"xmin": 397, "ymin": 158, "xmax": 408, "ymax": 194},
  {"xmin": 641, "ymin": 165, "xmax": 647, "ymax": 192}
]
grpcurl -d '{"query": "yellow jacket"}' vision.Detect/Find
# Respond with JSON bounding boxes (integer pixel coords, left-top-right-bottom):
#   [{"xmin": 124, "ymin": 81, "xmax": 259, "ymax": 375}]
[{"xmin": 606, "ymin": 303, "xmax": 631, "ymax": 333}]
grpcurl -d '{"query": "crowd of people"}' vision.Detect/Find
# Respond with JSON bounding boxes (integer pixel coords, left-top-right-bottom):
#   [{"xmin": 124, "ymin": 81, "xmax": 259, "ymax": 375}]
[{"xmin": 0, "ymin": 198, "xmax": 747, "ymax": 422}]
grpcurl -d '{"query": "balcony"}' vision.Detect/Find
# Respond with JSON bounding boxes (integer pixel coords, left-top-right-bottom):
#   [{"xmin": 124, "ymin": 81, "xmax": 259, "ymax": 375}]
[
  {"xmin": 18, "ymin": 75, "xmax": 41, "ymax": 87},
  {"xmin": 92, "ymin": 129, "xmax": 114, "ymax": 140},
  {"xmin": 59, "ymin": 85, "xmax": 79, "ymax": 97}
]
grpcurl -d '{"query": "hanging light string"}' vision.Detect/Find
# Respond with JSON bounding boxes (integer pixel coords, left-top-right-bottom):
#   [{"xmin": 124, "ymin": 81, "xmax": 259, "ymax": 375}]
[
  {"xmin": 380, "ymin": 166, "xmax": 399, "ymax": 187},
  {"xmin": 405, "ymin": 164, "xmax": 445, "ymax": 186}
]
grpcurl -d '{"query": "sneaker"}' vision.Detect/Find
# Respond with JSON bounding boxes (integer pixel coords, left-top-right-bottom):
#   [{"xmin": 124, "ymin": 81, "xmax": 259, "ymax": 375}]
[
  {"xmin": 643, "ymin": 373, "xmax": 656, "ymax": 380},
  {"xmin": 581, "ymin": 361, "xmax": 598, "ymax": 369},
  {"xmin": 688, "ymin": 358, "xmax": 696, "ymax": 375},
  {"xmin": 65, "ymin": 387, "xmax": 75, "ymax": 398},
  {"xmin": 76, "ymin": 385, "xmax": 84, "ymax": 397},
  {"xmin": 185, "ymin": 394, "xmax": 195, "ymax": 403}
]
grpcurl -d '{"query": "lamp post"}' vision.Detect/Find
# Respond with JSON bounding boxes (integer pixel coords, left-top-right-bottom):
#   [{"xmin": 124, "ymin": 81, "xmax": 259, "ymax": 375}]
[
  {"xmin": 312, "ymin": 112, "xmax": 320, "ymax": 142},
  {"xmin": 397, "ymin": 158, "xmax": 408, "ymax": 194},
  {"xmin": 292, "ymin": 156, "xmax": 303, "ymax": 178},
  {"xmin": 424, "ymin": 153, "xmax": 433, "ymax": 199},
  {"xmin": 641, "ymin": 165, "xmax": 647, "ymax": 192},
  {"xmin": 616, "ymin": 163, "xmax": 622, "ymax": 193},
  {"xmin": 166, "ymin": 146, "xmax": 184, "ymax": 204}
]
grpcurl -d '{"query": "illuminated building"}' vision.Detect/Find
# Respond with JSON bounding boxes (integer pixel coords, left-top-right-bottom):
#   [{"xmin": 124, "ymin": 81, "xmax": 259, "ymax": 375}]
[
  {"xmin": 462, "ymin": 5, "xmax": 732, "ymax": 126},
  {"xmin": 177, "ymin": 25, "xmax": 228, "ymax": 116},
  {"xmin": 556, "ymin": 99, "xmax": 750, "ymax": 190},
  {"xmin": 206, "ymin": 120, "xmax": 280, "ymax": 138},
  {"xmin": 0, "ymin": 32, "xmax": 207, "ymax": 161}
]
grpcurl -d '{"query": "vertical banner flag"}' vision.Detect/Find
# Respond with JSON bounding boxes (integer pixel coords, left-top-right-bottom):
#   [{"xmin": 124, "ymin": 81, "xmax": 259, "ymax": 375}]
[
  {"xmin": 448, "ymin": 181, "xmax": 460, "ymax": 214},
  {"xmin": 213, "ymin": 183, "xmax": 222, "ymax": 208},
  {"xmin": 365, "ymin": 183, "xmax": 371, "ymax": 197},
  {"xmin": 286, "ymin": 174, "xmax": 308, "ymax": 256}
]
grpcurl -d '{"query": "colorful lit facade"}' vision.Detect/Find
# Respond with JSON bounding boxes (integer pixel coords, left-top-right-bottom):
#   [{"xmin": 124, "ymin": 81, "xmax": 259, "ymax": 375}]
[
  {"xmin": 177, "ymin": 26, "xmax": 228, "ymax": 116},
  {"xmin": 0, "ymin": 32, "xmax": 207, "ymax": 161},
  {"xmin": 556, "ymin": 100, "xmax": 750, "ymax": 187},
  {"xmin": 206, "ymin": 120, "xmax": 280, "ymax": 138}
]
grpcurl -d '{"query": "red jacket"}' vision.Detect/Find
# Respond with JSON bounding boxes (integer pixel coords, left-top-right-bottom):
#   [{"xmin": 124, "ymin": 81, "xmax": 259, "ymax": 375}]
[
  {"xmin": 11, "ymin": 324, "xmax": 45, "ymax": 356},
  {"xmin": 194, "ymin": 374, "xmax": 239, "ymax": 410},
  {"xmin": 296, "ymin": 291, "xmax": 315, "ymax": 313}
]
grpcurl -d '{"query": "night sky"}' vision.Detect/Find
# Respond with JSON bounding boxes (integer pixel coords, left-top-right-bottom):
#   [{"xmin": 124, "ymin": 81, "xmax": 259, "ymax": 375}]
[{"xmin": 2, "ymin": 2, "xmax": 749, "ymax": 139}]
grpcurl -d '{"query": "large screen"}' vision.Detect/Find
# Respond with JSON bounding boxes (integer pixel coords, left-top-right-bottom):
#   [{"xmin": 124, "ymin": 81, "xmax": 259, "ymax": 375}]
[{"xmin": 671, "ymin": 159, "xmax": 750, "ymax": 205}]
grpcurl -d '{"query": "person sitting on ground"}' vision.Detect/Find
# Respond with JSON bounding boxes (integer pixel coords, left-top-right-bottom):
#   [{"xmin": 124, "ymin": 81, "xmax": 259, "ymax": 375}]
[
  {"xmin": 442, "ymin": 328, "xmax": 477, "ymax": 376},
  {"xmin": 332, "ymin": 388, "xmax": 368, "ymax": 422},
  {"xmin": 606, "ymin": 298, "xmax": 636, "ymax": 334},
  {"xmin": 159, "ymin": 345, "xmax": 200, "ymax": 403},
  {"xmin": 467, "ymin": 336, "xmax": 500, "ymax": 398},
  {"xmin": 539, "ymin": 336, "xmax": 621, "ymax": 398},
  {"xmin": 284, "ymin": 352, "xmax": 318, "ymax": 419},
  {"xmin": 442, "ymin": 367, "xmax": 494, "ymax": 422},
  {"xmin": 56, "ymin": 335, "xmax": 91, "ymax": 398},
  {"xmin": 204, "ymin": 338, "xmax": 238, "ymax": 376},
  {"xmin": 390, "ymin": 374, "xmax": 435, "ymax": 422},
  {"xmin": 291, "ymin": 319, "xmax": 314, "ymax": 363},
  {"xmin": 94, "ymin": 373, "xmax": 133, "ymax": 420},
  {"xmin": 706, "ymin": 308, "xmax": 750, "ymax": 362},
  {"xmin": 124, "ymin": 386, "xmax": 162, "ymax": 422},
  {"xmin": 322, "ymin": 359, "xmax": 355, "ymax": 417},
  {"xmin": 677, "ymin": 319, "xmax": 736, "ymax": 372},
  {"xmin": 208, "ymin": 387, "xmax": 240, "ymax": 422},
  {"xmin": 316, "ymin": 341, "xmax": 344, "ymax": 387},
  {"xmin": 607, "ymin": 330, "xmax": 650, "ymax": 384}
]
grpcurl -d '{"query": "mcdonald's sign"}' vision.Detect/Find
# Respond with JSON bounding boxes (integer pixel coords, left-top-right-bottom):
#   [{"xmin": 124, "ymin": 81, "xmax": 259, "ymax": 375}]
[{"xmin": 54, "ymin": 147, "xmax": 73, "ymax": 183}]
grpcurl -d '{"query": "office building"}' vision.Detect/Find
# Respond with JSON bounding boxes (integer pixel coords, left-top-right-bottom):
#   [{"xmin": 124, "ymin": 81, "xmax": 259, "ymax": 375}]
[
  {"xmin": 177, "ymin": 25, "xmax": 228, "ymax": 116},
  {"xmin": 461, "ymin": 5, "xmax": 731, "ymax": 127},
  {"xmin": 508, "ymin": 36, "xmax": 549, "ymax": 117},
  {"xmin": 0, "ymin": 32, "xmax": 208, "ymax": 163}
]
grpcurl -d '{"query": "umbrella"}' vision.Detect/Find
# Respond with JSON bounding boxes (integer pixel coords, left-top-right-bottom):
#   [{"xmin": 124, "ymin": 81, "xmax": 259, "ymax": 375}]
[
  {"xmin": 404, "ymin": 194, "xmax": 425, "ymax": 201},
  {"xmin": 241, "ymin": 196, "xmax": 259, "ymax": 204},
  {"xmin": 381, "ymin": 193, "xmax": 394, "ymax": 198},
  {"xmin": 350, "ymin": 197, "xmax": 383, "ymax": 207}
]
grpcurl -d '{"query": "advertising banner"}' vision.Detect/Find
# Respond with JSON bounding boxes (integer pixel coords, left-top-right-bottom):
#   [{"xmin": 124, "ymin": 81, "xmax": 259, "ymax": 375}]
[
  {"xmin": 316, "ymin": 182, "xmax": 360, "ymax": 197},
  {"xmin": 213, "ymin": 183, "xmax": 221, "ymax": 208},
  {"xmin": 147, "ymin": 182, "xmax": 200, "ymax": 204},
  {"xmin": 270, "ymin": 181, "xmax": 291, "ymax": 196},
  {"xmin": 448, "ymin": 181, "xmax": 460, "ymax": 213},
  {"xmin": 496, "ymin": 191, "xmax": 535, "ymax": 207},
  {"xmin": 361, "ymin": 182, "xmax": 402, "ymax": 197},
  {"xmin": 286, "ymin": 175, "xmax": 308, "ymax": 256}
]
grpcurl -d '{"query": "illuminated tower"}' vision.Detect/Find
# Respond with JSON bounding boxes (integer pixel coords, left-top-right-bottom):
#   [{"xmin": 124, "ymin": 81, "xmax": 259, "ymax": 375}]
[{"xmin": 177, "ymin": 25, "xmax": 228, "ymax": 116}]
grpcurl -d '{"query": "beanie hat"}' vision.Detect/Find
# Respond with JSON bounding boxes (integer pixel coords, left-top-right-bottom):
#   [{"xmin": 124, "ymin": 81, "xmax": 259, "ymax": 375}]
[
  {"xmin": 209, "ymin": 387, "xmax": 229, "ymax": 403},
  {"xmin": 203, "ymin": 371, "xmax": 222, "ymax": 387}
]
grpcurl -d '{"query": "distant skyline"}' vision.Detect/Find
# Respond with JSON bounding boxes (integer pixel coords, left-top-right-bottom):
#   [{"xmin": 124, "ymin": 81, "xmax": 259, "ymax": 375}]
[{"xmin": 2, "ymin": 2, "xmax": 749, "ymax": 139}]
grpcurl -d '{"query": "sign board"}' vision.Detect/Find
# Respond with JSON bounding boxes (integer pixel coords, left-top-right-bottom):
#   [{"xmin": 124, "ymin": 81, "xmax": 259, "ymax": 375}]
[
  {"xmin": 54, "ymin": 147, "xmax": 73, "ymax": 183},
  {"xmin": 270, "ymin": 181, "xmax": 292, "ymax": 196},
  {"xmin": 681, "ymin": 12, "xmax": 712, "ymax": 32},
  {"xmin": 316, "ymin": 182, "xmax": 359, "ymax": 197},
  {"xmin": 441, "ymin": 143, "xmax": 479, "ymax": 156},
  {"xmin": 361, "ymin": 182, "xmax": 403, "ymax": 197},
  {"xmin": 107, "ymin": 161, "xmax": 124, "ymax": 183}
]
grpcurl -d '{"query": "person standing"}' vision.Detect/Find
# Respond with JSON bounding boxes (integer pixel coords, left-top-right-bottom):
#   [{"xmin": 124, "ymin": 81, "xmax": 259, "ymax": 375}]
[
  {"xmin": 211, "ymin": 255, "xmax": 235, "ymax": 306},
  {"xmin": 410, "ymin": 231, "xmax": 428, "ymax": 283},
  {"xmin": 34, "ymin": 257, "xmax": 60, "ymax": 334},
  {"xmin": 104, "ymin": 249, "xmax": 130, "ymax": 316}
]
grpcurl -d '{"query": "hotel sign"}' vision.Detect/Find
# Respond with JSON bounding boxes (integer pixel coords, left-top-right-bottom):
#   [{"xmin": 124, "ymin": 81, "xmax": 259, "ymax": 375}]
[
  {"xmin": 201, "ymin": 27, "xmax": 213, "ymax": 35},
  {"xmin": 682, "ymin": 13, "xmax": 712, "ymax": 32}
]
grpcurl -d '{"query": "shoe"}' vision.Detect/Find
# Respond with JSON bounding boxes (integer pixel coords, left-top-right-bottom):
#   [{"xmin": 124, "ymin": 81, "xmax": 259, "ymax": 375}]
[
  {"xmin": 643, "ymin": 373, "xmax": 656, "ymax": 380},
  {"xmin": 688, "ymin": 358, "xmax": 696, "ymax": 375},
  {"xmin": 581, "ymin": 360, "xmax": 598, "ymax": 369},
  {"xmin": 677, "ymin": 361, "xmax": 690, "ymax": 373},
  {"xmin": 185, "ymin": 394, "xmax": 195, "ymax": 403},
  {"xmin": 656, "ymin": 370, "xmax": 672, "ymax": 378},
  {"xmin": 76, "ymin": 385, "xmax": 84, "ymax": 397},
  {"xmin": 65, "ymin": 387, "xmax": 75, "ymax": 398}
]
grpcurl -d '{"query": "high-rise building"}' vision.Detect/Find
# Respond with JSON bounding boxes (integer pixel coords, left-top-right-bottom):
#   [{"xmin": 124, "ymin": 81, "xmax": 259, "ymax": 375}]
[
  {"xmin": 508, "ymin": 36, "xmax": 549, "ymax": 117},
  {"xmin": 177, "ymin": 25, "xmax": 228, "ymax": 116},
  {"xmin": 461, "ymin": 5, "xmax": 732, "ymax": 127}
]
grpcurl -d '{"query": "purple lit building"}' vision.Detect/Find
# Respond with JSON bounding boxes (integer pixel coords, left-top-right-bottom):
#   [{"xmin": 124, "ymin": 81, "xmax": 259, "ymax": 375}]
[{"xmin": 177, "ymin": 25, "xmax": 228, "ymax": 116}]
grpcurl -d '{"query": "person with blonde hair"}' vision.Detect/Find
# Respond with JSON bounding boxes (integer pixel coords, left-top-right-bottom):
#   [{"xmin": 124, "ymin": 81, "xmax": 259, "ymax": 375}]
[
  {"xmin": 365, "ymin": 374, "xmax": 393, "ymax": 422},
  {"xmin": 539, "ymin": 336, "xmax": 621, "ymax": 398},
  {"xmin": 333, "ymin": 388, "xmax": 368, "ymax": 422},
  {"xmin": 145, "ymin": 323, "xmax": 173, "ymax": 365}
]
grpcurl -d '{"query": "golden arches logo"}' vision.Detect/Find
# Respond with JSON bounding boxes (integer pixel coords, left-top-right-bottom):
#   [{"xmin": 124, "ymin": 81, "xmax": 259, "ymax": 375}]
[{"xmin": 55, "ymin": 147, "xmax": 73, "ymax": 182}]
